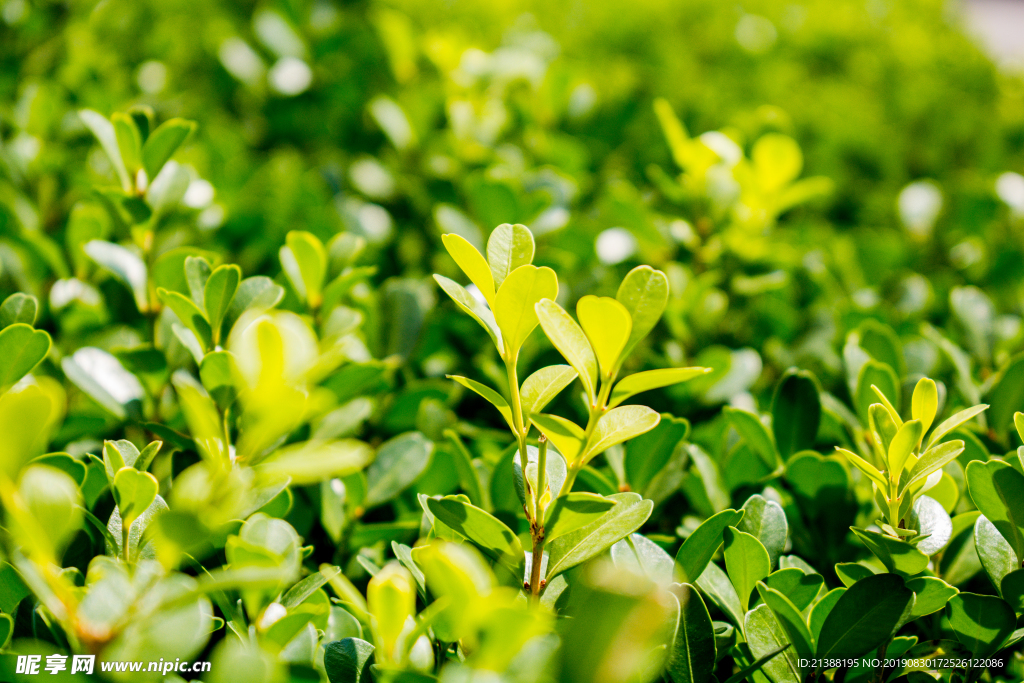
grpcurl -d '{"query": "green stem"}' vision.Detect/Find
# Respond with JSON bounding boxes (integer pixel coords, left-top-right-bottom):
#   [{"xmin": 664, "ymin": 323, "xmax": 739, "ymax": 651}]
[{"xmin": 122, "ymin": 525, "xmax": 131, "ymax": 565}]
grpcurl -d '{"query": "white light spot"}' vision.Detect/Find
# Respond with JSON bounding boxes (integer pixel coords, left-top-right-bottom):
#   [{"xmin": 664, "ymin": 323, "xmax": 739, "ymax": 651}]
[
  {"xmin": 349, "ymin": 157, "xmax": 395, "ymax": 200},
  {"xmin": 219, "ymin": 38, "xmax": 265, "ymax": 86},
  {"xmin": 898, "ymin": 181, "xmax": 943, "ymax": 239},
  {"xmin": 258, "ymin": 602, "xmax": 287, "ymax": 630},
  {"xmin": 136, "ymin": 61, "xmax": 167, "ymax": 94},
  {"xmin": 183, "ymin": 179, "xmax": 215, "ymax": 208},
  {"xmin": 595, "ymin": 228, "xmax": 637, "ymax": 265},
  {"xmin": 996, "ymin": 172, "xmax": 1024, "ymax": 215},
  {"xmin": 269, "ymin": 57, "xmax": 312, "ymax": 96},
  {"xmin": 72, "ymin": 347, "xmax": 145, "ymax": 404},
  {"xmin": 736, "ymin": 15, "xmax": 778, "ymax": 54}
]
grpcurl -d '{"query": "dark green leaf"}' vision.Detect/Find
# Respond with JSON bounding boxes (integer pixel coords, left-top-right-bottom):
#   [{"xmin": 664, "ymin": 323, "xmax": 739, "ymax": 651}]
[
  {"xmin": 816, "ymin": 574, "xmax": 914, "ymax": 659},
  {"xmin": 667, "ymin": 583, "xmax": 716, "ymax": 683},
  {"xmin": 772, "ymin": 369, "xmax": 821, "ymax": 460},
  {"xmin": 675, "ymin": 509, "xmax": 745, "ymax": 583},
  {"xmin": 945, "ymin": 592, "xmax": 1015, "ymax": 657}
]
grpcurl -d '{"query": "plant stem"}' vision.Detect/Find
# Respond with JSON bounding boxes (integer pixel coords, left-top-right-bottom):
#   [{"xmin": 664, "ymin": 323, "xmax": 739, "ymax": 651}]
[
  {"xmin": 122, "ymin": 524, "xmax": 131, "ymax": 565},
  {"xmin": 529, "ymin": 525, "xmax": 545, "ymax": 600}
]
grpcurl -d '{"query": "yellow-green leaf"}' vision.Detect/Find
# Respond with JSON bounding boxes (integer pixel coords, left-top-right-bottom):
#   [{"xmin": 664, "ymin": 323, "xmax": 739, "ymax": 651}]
[
  {"xmin": 535, "ymin": 299, "xmax": 597, "ymax": 401},
  {"xmin": 448, "ymin": 375, "xmax": 515, "ymax": 433},
  {"xmin": 485, "ymin": 223, "xmax": 534, "ymax": 289},
  {"xmin": 111, "ymin": 112, "xmax": 143, "ymax": 176},
  {"xmin": 584, "ymin": 405, "xmax": 660, "ymax": 463},
  {"xmin": 521, "ymin": 365, "xmax": 577, "ymax": 421},
  {"xmin": 281, "ymin": 231, "xmax": 327, "ymax": 308},
  {"xmin": 532, "ymin": 413, "xmax": 586, "ymax": 464},
  {"xmin": 912, "ymin": 378, "xmax": 938, "ymax": 435},
  {"xmin": 616, "ymin": 266, "xmax": 669, "ymax": 360},
  {"xmin": 871, "ymin": 384, "xmax": 903, "ymax": 428},
  {"xmin": 433, "ymin": 275, "xmax": 501, "ymax": 349},
  {"xmin": 441, "ymin": 233, "xmax": 495, "ymax": 305},
  {"xmin": 577, "ymin": 295, "xmax": 631, "ymax": 379},
  {"xmin": 835, "ymin": 447, "xmax": 888, "ymax": 491},
  {"xmin": 888, "ymin": 420, "xmax": 923, "ymax": 480},
  {"xmin": 158, "ymin": 288, "xmax": 212, "ymax": 352},
  {"xmin": 113, "ymin": 467, "xmax": 158, "ymax": 532},
  {"xmin": 609, "ymin": 367, "xmax": 710, "ymax": 408},
  {"xmin": 493, "ymin": 265, "xmax": 557, "ymax": 360}
]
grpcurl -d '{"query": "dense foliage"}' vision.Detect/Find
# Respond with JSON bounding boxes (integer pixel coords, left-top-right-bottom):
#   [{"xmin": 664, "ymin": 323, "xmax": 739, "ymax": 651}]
[{"xmin": 1, "ymin": 0, "xmax": 1024, "ymax": 682}]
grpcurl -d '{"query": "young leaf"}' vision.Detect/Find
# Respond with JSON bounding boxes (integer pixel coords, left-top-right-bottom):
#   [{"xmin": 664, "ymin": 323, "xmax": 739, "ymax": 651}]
[
  {"xmin": 912, "ymin": 378, "xmax": 938, "ymax": 435},
  {"xmin": 723, "ymin": 527, "xmax": 770, "ymax": 611},
  {"xmin": 441, "ymin": 233, "xmax": 495, "ymax": 305},
  {"xmin": 0, "ymin": 324, "xmax": 51, "ymax": 390},
  {"xmin": 816, "ymin": 574, "xmax": 914, "ymax": 659},
  {"xmin": 545, "ymin": 492, "xmax": 617, "ymax": 542},
  {"xmin": 84, "ymin": 240, "xmax": 148, "ymax": 312},
  {"xmin": 281, "ymin": 231, "xmax": 328, "ymax": 308},
  {"xmin": 485, "ymin": 223, "xmax": 534, "ymax": 289},
  {"xmin": 158, "ymin": 288, "xmax": 213, "ymax": 351},
  {"xmin": 851, "ymin": 527, "xmax": 930, "ymax": 577},
  {"xmin": 583, "ymin": 405, "xmax": 660, "ymax": 463},
  {"xmin": 576, "ymin": 295, "xmax": 631, "ymax": 379},
  {"xmin": 448, "ymin": 374, "xmax": 516, "ymax": 433},
  {"xmin": 185, "ymin": 255, "xmax": 213, "ymax": 307},
  {"xmin": 616, "ymin": 265, "xmax": 669, "ymax": 360},
  {"xmin": 675, "ymin": 509, "xmax": 745, "ymax": 583},
  {"xmin": 545, "ymin": 492, "xmax": 653, "ymax": 581},
  {"xmin": 0, "ymin": 293, "xmax": 38, "ymax": 328},
  {"xmin": 113, "ymin": 467, "xmax": 159, "ymax": 538},
  {"xmin": 945, "ymin": 592, "xmax": 1015, "ymax": 657},
  {"xmin": 204, "ymin": 264, "xmax": 241, "ymax": 344},
  {"xmin": 901, "ymin": 440, "xmax": 965, "ymax": 494},
  {"xmin": 966, "ymin": 460, "xmax": 1024, "ymax": 562},
  {"xmin": 520, "ymin": 365, "xmax": 577, "ymax": 420},
  {"xmin": 111, "ymin": 112, "xmax": 143, "ymax": 175},
  {"xmin": 925, "ymin": 404, "xmax": 989, "ymax": 450},
  {"xmin": 531, "ymin": 413, "xmax": 586, "ymax": 464},
  {"xmin": 666, "ymin": 583, "xmax": 716, "ymax": 683},
  {"xmin": 834, "ymin": 447, "xmax": 888, "ymax": 491},
  {"xmin": 535, "ymin": 298, "xmax": 598, "ymax": 401},
  {"xmin": 493, "ymin": 264, "xmax": 558, "ymax": 360},
  {"xmin": 610, "ymin": 367, "xmax": 710, "ymax": 408},
  {"xmin": 871, "ymin": 383, "xmax": 903, "ymax": 429},
  {"xmin": 142, "ymin": 118, "xmax": 197, "ymax": 182},
  {"xmin": 772, "ymin": 369, "xmax": 821, "ymax": 460},
  {"xmin": 79, "ymin": 109, "xmax": 131, "ymax": 191},
  {"xmin": 434, "ymin": 274, "xmax": 501, "ymax": 349},
  {"xmin": 888, "ymin": 419, "xmax": 923, "ymax": 480}
]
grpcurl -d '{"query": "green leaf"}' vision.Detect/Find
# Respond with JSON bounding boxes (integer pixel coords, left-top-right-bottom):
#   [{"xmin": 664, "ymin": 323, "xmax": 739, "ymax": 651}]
[
  {"xmin": 576, "ymin": 295, "xmax": 631, "ymax": 378},
  {"xmin": 756, "ymin": 582, "xmax": 813, "ymax": 661},
  {"xmin": 200, "ymin": 351, "xmax": 242, "ymax": 411},
  {"xmin": 744, "ymin": 604, "xmax": 802, "ymax": 683},
  {"xmin": 521, "ymin": 365, "xmax": 577, "ymax": 421},
  {"xmin": 966, "ymin": 459, "xmax": 1024, "ymax": 563},
  {"xmin": 855, "ymin": 360, "xmax": 900, "ymax": 425},
  {"xmin": 720, "ymin": 644, "xmax": 791, "ymax": 683},
  {"xmin": 723, "ymin": 527, "xmax": 770, "ymax": 612},
  {"xmin": 584, "ymin": 405, "xmax": 661, "ymax": 463},
  {"xmin": 225, "ymin": 276, "xmax": 286, "ymax": 330},
  {"xmin": 738, "ymin": 495, "xmax": 788, "ymax": 570},
  {"xmin": 545, "ymin": 492, "xmax": 653, "ymax": 581},
  {"xmin": 427, "ymin": 496, "xmax": 525, "ymax": 584},
  {"xmin": 764, "ymin": 568, "xmax": 823, "ymax": 612},
  {"xmin": 772, "ymin": 369, "xmax": 821, "ymax": 460},
  {"xmin": 79, "ymin": 109, "xmax": 131, "ymax": 191},
  {"xmin": 610, "ymin": 367, "xmax": 709, "ymax": 408},
  {"xmin": 675, "ymin": 509, "xmax": 745, "ymax": 583},
  {"xmin": 434, "ymin": 274, "xmax": 501, "ymax": 349},
  {"xmin": 324, "ymin": 637, "xmax": 375, "ymax": 683},
  {"xmin": 808, "ymin": 587, "xmax": 845, "ymax": 646},
  {"xmin": 184, "ymin": 255, "xmax": 213, "ymax": 306},
  {"xmin": 364, "ymin": 432, "xmax": 434, "ymax": 508},
  {"xmin": 62, "ymin": 347, "xmax": 144, "ymax": 420},
  {"xmin": 816, "ymin": 573, "xmax": 914, "ymax": 659},
  {"xmin": 485, "ymin": 223, "xmax": 534, "ymax": 289},
  {"xmin": 975, "ymin": 514, "xmax": 1018, "ymax": 593},
  {"xmin": 724, "ymin": 407, "xmax": 778, "ymax": 470},
  {"xmin": 902, "ymin": 440, "xmax": 965, "ymax": 494},
  {"xmin": 945, "ymin": 592, "xmax": 1015, "ymax": 657},
  {"xmin": 281, "ymin": 231, "xmax": 328, "ymax": 308},
  {"xmin": 85, "ymin": 240, "xmax": 149, "ymax": 312},
  {"xmin": 0, "ymin": 324, "xmax": 51, "ymax": 390},
  {"xmin": 142, "ymin": 117, "xmax": 196, "ymax": 182},
  {"xmin": 535, "ymin": 298, "xmax": 598, "ymax": 401},
  {"xmin": 111, "ymin": 112, "xmax": 143, "ymax": 174},
  {"xmin": 112, "ymin": 467, "xmax": 159, "ymax": 536},
  {"xmin": 545, "ymin": 492, "xmax": 616, "ymax": 542},
  {"xmin": 493, "ymin": 264, "xmax": 558, "ymax": 359},
  {"xmin": 1001, "ymin": 569, "xmax": 1024, "ymax": 612},
  {"xmin": 925, "ymin": 404, "xmax": 989, "ymax": 451},
  {"xmin": 204, "ymin": 264, "xmax": 241, "ymax": 344},
  {"xmin": 448, "ymin": 375, "xmax": 515, "ymax": 432},
  {"xmin": 441, "ymin": 233, "xmax": 495, "ymax": 305},
  {"xmin": 695, "ymin": 560, "xmax": 744, "ymax": 627},
  {"xmin": 906, "ymin": 576, "xmax": 958, "ymax": 619},
  {"xmin": 850, "ymin": 527, "xmax": 930, "ymax": 577},
  {"xmin": 835, "ymin": 447, "xmax": 888, "ymax": 491},
  {"xmin": 906, "ymin": 495, "xmax": 953, "ymax": 556},
  {"xmin": 0, "ymin": 293, "xmax": 38, "ymax": 328},
  {"xmin": 257, "ymin": 439, "xmax": 372, "ymax": 485},
  {"xmin": 667, "ymin": 583, "xmax": 716, "ymax": 683},
  {"xmin": 625, "ymin": 413, "xmax": 690, "ymax": 495},
  {"xmin": 532, "ymin": 412, "xmax": 586, "ymax": 464},
  {"xmin": 158, "ymin": 287, "xmax": 212, "ymax": 351},
  {"xmin": 616, "ymin": 265, "xmax": 669, "ymax": 360}
]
